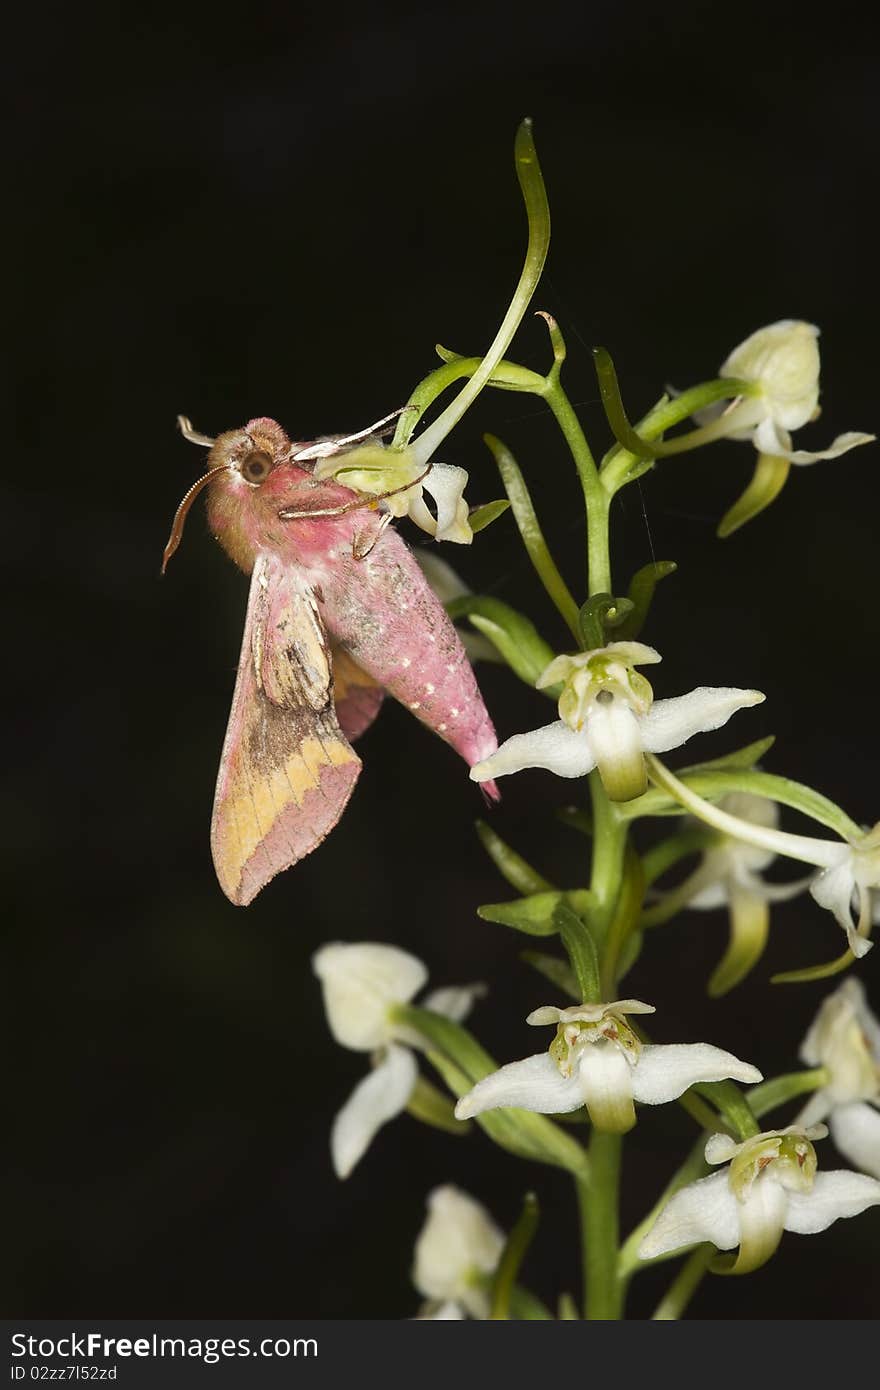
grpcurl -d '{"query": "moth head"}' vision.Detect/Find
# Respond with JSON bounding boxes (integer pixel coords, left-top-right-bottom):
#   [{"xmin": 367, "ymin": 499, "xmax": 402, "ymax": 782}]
[{"xmin": 163, "ymin": 415, "xmax": 365, "ymax": 575}]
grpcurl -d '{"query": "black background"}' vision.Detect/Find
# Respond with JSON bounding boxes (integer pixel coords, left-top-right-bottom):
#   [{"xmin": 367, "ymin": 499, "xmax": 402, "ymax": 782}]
[{"xmin": 7, "ymin": 0, "xmax": 880, "ymax": 1318}]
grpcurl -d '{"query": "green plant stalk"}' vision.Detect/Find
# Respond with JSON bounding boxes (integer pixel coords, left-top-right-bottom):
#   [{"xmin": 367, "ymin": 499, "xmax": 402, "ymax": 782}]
[
  {"xmin": 580, "ymin": 1132, "xmax": 623, "ymax": 1318},
  {"xmin": 544, "ymin": 383, "xmax": 610, "ymax": 594},
  {"xmin": 651, "ymin": 1247, "xmax": 715, "ymax": 1319}
]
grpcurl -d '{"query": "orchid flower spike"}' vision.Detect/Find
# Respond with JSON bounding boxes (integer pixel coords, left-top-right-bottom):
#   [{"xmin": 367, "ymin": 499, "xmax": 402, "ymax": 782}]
[
  {"xmin": 796, "ymin": 980, "xmax": 880, "ymax": 1180},
  {"xmin": 698, "ymin": 320, "xmax": 875, "ymax": 465},
  {"xmin": 656, "ymin": 792, "xmax": 811, "ymax": 995},
  {"xmin": 412, "ymin": 1186, "xmax": 505, "ymax": 1319},
  {"xmin": 639, "ymin": 1124, "xmax": 880, "ymax": 1273},
  {"xmin": 312, "ymin": 943, "xmax": 482, "ymax": 1178},
  {"xmin": 469, "ymin": 641, "xmax": 764, "ymax": 802},
  {"xmin": 454, "ymin": 999, "xmax": 761, "ymax": 1134}
]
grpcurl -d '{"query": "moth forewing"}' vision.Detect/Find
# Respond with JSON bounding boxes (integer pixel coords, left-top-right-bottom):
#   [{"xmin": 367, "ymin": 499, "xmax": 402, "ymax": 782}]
[{"xmin": 211, "ymin": 553, "xmax": 361, "ymax": 906}]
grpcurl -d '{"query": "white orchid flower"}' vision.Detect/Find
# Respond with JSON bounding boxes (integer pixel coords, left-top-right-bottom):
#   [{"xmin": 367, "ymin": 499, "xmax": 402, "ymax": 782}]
[
  {"xmin": 696, "ymin": 320, "xmax": 874, "ymax": 464},
  {"xmin": 309, "ymin": 441, "xmax": 473, "ymax": 545},
  {"xmin": 644, "ymin": 760, "xmax": 879, "ymax": 960},
  {"xmin": 468, "ymin": 640, "xmax": 764, "ymax": 802},
  {"xmin": 412, "ymin": 1185, "xmax": 505, "ymax": 1319},
  {"xmin": 639, "ymin": 1124, "xmax": 880, "ymax": 1272},
  {"xmin": 454, "ymin": 999, "xmax": 761, "ymax": 1134},
  {"xmin": 656, "ymin": 793, "xmax": 811, "ymax": 994},
  {"xmin": 312, "ymin": 942, "xmax": 482, "ymax": 1179},
  {"xmin": 796, "ymin": 980, "xmax": 880, "ymax": 1179}
]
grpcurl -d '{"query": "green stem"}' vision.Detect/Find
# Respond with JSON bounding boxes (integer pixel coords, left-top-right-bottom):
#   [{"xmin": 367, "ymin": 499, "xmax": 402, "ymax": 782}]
[
  {"xmin": 544, "ymin": 384, "xmax": 610, "ymax": 594},
  {"xmin": 589, "ymin": 774, "xmax": 627, "ymax": 948},
  {"xmin": 581, "ymin": 1132, "xmax": 623, "ymax": 1318},
  {"xmin": 651, "ymin": 1246, "xmax": 714, "ymax": 1319}
]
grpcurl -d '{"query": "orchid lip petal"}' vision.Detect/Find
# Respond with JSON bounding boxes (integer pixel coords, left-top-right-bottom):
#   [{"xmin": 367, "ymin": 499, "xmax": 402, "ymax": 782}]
[
  {"xmin": 575, "ymin": 1043, "xmax": 637, "ymax": 1132},
  {"xmin": 330, "ymin": 1044, "xmax": 418, "ymax": 1179},
  {"xmin": 454, "ymin": 1052, "xmax": 584, "ymax": 1119},
  {"xmin": 584, "ymin": 699, "xmax": 647, "ymax": 802}
]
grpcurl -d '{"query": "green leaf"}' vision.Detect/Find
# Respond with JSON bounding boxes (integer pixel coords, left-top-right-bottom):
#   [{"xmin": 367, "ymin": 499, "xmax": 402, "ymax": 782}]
[
  {"xmin": 509, "ymin": 1286, "xmax": 554, "ymax": 1320},
  {"xmin": 619, "ymin": 765, "xmax": 860, "ymax": 840},
  {"xmin": 521, "ymin": 950, "xmax": 580, "ymax": 1000},
  {"xmin": 425, "ymin": 1050, "xmax": 590, "ymax": 1177},
  {"xmin": 679, "ymin": 736, "xmax": 777, "ymax": 775},
  {"xmin": 407, "ymin": 1075, "xmax": 471, "ymax": 1135},
  {"xmin": 557, "ymin": 806, "xmax": 593, "ymax": 836},
  {"xmin": 484, "ymin": 432, "xmax": 581, "ymax": 640},
  {"xmin": 469, "ymin": 498, "xmax": 511, "ymax": 533},
  {"xmin": 554, "ymin": 900, "xmax": 600, "ymax": 1003},
  {"xmin": 614, "ymin": 561, "xmax": 677, "ymax": 640},
  {"xmin": 478, "ymin": 888, "xmax": 594, "ymax": 937},
  {"xmin": 490, "ymin": 1192, "xmax": 540, "ymax": 1320},
  {"xmin": 476, "ymin": 820, "xmax": 554, "ymax": 895},
  {"xmin": 394, "ymin": 1005, "xmax": 496, "ymax": 1081},
  {"xmin": 446, "ymin": 594, "xmax": 556, "ymax": 690},
  {"xmin": 576, "ymin": 592, "xmax": 634, "ymax": 649},
  {"xmin": 749, "ymin": 1069, "xmax": 828, "ymax": 1120},
  {"xmin": 693, "ymin": 1080, "xmax": 760, "ymax": 1142}
]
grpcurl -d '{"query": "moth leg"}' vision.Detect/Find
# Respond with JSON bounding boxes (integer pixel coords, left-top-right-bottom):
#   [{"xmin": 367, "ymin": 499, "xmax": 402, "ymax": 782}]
[{"xmin": 352, "ymin": 509, "xmax": 392, "ymax": 560}]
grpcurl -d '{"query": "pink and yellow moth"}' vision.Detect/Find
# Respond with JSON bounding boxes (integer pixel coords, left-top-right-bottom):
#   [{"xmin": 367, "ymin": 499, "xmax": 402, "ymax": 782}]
[{"xmin": 163, "ymin": 415, "xmax": 499, "ymax": 906}]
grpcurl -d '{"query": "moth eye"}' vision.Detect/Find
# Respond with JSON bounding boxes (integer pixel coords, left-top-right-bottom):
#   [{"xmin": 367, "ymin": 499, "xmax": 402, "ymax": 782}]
[{"xmin": 241, "ymin": 449, "xmax": 273, "ymax": 485}]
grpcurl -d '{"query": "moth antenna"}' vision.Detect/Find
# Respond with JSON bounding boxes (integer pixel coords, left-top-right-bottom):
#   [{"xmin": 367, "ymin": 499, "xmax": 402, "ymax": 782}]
[
  {"xmin": 177, "ymin": 415, "xmax": 217, "ymax": 447},
  {"xmin": 291, "ymin": 406, "xmax": 417, "ymax": 462},
  {"xmin": 161, "ymin": 464, "xmax": 231, "ymax": 573}
]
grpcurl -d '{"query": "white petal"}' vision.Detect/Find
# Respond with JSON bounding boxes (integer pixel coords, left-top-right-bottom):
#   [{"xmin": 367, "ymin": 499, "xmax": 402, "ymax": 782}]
[
  {"xmin": 829, "ymin": 1103, "xmax": 880, "ymax": 1180},
  {"xmin": 639, "ymin": 1171, "xmax": 741, "ymax": 1259},
  {"xmin": 809, "ymin": 861, "xmax": 874, "ymax": 957},
  {"xmin": 783, "ymin": 1169, "xmax": 880, "ymax": 1234},
  {"xmin": 639, "ymin": 687, "xmax": 765, "ymax": 755},
  {"xmin": 454, "ymin": 1052, "xmax": 585, "ymax": 1119},
  {"xmin": 795, "ymin": 1091, "xmax": 832, "ymax": 1129},
  {"xmin": 416, "ymin": 1300, "xmax": 466, "ymax": 1319},
  {"xmin": 754, "ymin": 415, "xmax": 794, "ymax": 457},
  {"xmin": 631, "ymin": 1043, "xmax": 762, "ymax": 1105},
  {"xmin": 687, "ymin": 879, "xmax": 731, "ymax": 911},
  {"xmin": 413, "ymin": 1185, "xmax": 504, "ymax": 1317},
  {"xmin": 423, "ymin": 464, "xmax": 473, "ymax": 544},
  {"xmin": 704, "ymin": 1133, "xmax": 740, "ymax": 1165},
  {"xmin": 784, "ymin": 431, "xmax": 876, "ymax": 465},
  {"xmin": 313, "ymin": 942, "xmax": 428, "ymax": 1051},
  {"xmin": 722, "ymin": 321, "xmax": 820, "ymax": 430},
  {"xmin": 469, "ymin": 721, "xmax": 595, "ymax": 782},
  {"xmin": 331, "ymin": 1045, "xmax": 418, "ymax": 1179},
  {"xmin": 421, "ymin": 984, "xmax": 485, "ymax": 1023}
]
